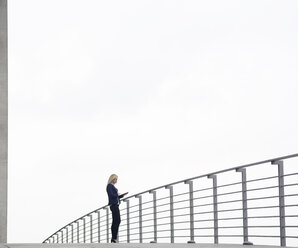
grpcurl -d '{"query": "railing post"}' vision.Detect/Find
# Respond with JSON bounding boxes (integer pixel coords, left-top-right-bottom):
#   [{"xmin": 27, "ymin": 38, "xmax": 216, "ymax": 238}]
[
  {"xmin": 97, "ymin": 210, "xmax": 101, "ymax": 243},
  {"xmin": 123, "ymin": 199, "xmax": 130, "ymax": 243},
  {"xmin": 71, "ymin": 224, "xmax": 74, "ymax": 243},
  {"xmin": 83, "ymin": 218, "xmax": 86, "ymax": 243},
  {"xmin": 66, "ymin": 227, "xmax": 69, "ymax": 243},
  {"xmin": 185, "ymin": 180, "xmax": 195, "ymax": 243},
  {"xmin": 236, "ymin": 168, "xmax": 253, "ymax": 245},
  {"xmin": 208, "ymin": 174, "xmax": 218, "ymax": 244},
  {"xmin": 135, "ymin": 195, "xmax": 143, "ymax": 243},
  {"xmin": 166, "ymin": 185, "xmax": 174, "ymax": 243},
  {"xmin": 272, "ymin": 160, "xmax": 286, "ymax": 247},
  {"xmin": 61, "ymin": 230, "xmax": 64, "ymax": 243},
  {"xmin": 90, "ymin": 214, "xmax": 93, "ymax": 243},
  {"xmin": 104, "ymin": 206, "xmax": 110, "ymax": 243},
  {"xmin": 149, "ymin": 190, "xmax": 157, "ymax": 243},
  {"xmin": 76, "ymin": 222, "xmax": 80, "ymax": 243}
]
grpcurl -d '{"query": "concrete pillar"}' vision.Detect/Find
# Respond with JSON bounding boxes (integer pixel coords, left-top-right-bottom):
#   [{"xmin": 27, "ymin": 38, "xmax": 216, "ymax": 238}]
[{"xmin": 0, "ymin": 0, "xmax": 8, "ymax": 243}]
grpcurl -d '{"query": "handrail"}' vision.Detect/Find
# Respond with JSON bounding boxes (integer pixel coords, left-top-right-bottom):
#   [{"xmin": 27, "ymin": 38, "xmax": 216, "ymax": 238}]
[{"xmin": 43, "ymin": 153, "xmax": 298, "ymax": 246}]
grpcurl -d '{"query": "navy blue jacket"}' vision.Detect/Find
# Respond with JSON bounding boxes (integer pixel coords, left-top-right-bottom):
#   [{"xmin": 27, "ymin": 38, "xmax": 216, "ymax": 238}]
[{"xmin": 107, "ymin": 184, "xmax": 119, "ymax": 205}]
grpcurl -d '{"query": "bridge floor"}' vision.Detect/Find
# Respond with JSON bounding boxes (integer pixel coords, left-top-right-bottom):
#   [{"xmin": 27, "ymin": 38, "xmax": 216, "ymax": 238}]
[{"xmin": 0, "ymin": 244, "xmax": 288, "ymax": 248}]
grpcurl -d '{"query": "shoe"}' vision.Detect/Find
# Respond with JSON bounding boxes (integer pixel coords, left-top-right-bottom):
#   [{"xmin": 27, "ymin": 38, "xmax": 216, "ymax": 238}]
[{"xmin": 111, "ymin": 239, "xmax": 117, "ymax": 243}]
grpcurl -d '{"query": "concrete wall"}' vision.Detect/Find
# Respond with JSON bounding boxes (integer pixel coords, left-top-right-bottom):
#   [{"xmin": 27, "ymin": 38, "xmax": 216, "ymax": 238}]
[{"xmin": 0, "ymin": 0, "xmax": 8, "ymax": 243}]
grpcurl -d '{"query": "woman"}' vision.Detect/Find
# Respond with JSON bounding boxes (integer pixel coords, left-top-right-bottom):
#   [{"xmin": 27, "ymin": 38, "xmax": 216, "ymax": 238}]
[{"xmin": 106, "ymin": 174, "xmax": 127, "ymax": 243}]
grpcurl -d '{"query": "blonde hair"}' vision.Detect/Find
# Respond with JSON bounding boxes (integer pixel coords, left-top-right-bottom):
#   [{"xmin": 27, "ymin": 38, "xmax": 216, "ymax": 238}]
[{"xmin": 107, "ymin": 174, "xmax": 118, "ymax": 185}]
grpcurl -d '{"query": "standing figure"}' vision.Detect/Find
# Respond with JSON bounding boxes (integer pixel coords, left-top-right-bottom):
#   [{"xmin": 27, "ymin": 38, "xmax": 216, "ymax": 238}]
[{"xmin": 106, "ymin": 174, "xmax": 128, "ymax": 243}]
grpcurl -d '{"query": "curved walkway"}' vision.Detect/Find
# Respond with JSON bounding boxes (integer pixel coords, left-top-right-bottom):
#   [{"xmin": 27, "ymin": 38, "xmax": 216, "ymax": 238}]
[{"xmin": 0, "ymin": 244, "xmax": 294, "ymax": 248}]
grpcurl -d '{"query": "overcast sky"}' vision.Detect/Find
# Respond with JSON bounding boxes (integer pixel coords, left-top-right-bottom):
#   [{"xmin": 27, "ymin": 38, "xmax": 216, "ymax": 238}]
[{"xmin": 7, "ymin": 0, "xmax": 298, "ymax": 243}]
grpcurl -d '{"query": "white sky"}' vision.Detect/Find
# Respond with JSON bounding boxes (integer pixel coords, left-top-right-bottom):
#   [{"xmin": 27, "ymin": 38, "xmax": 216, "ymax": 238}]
[{"xmin": 7, "ymin": 0, "xmax": 298, "ymax": 243}]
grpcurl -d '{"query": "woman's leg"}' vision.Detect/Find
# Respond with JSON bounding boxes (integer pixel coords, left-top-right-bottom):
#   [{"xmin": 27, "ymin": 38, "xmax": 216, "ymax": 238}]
[{"xmin": 110, "ymin": 205, "xmax": 121, "ymax": 241}]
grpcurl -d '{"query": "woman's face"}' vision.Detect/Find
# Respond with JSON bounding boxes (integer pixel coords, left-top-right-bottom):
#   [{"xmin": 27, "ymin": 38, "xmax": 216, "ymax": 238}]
[{"xmin": 113, "ymin": 177, "xmax": 118, "ymax": 184}]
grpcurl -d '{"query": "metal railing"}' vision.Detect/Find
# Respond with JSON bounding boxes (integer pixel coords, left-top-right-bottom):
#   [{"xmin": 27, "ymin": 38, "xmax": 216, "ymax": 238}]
[{"xmin": 43, "ymin": 153, "xmax": 298, "ymax": 246}]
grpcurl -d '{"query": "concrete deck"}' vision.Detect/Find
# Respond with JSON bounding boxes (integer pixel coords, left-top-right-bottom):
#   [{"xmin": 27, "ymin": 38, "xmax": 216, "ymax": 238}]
[{"xmin": 0, "ymin": 244, "xmax": 291, "ymax": 248}]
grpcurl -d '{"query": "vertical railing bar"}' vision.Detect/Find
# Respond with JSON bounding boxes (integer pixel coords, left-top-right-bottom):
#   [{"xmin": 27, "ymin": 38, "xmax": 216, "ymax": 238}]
[
  {"xmin": 185, "ymin": 180, "xmax": 195, "ymax": 243},
  {"xmin": 166, "ymin": 185, "xmax": 174, "ymax": 243},
  {"xmin": 77, "ymin": 221, "xmax": 79, "ymax": 243},
  {"xmin": 66, "ymin": 226, "xmax": 69, "ymax": 243},
  {"xmin": 272, "ymin": 160, "xmax": 286, "ymax": 247},
  {"xmin": 90, "ymin": 214, "xmax": 93, "ymax": 243},
  {"xmin": 97, "ymin": 210, "xmax": 101, "ymax": 243},
  {"xmin": 123, "ymin": 199, "xmax": 130, "ymax": 243},
  {"xmin": 105, "ymin": 207, "xmax": 109, "ymax": 243},
  {"xmin": 61, "ymin": 230, "xmax": 64, "ymax": 243},
  {"xmin": 208, "ymin": 174, "xmax": 218, "ymax": 244},
  {"xmin": 135, "ymin": 195, "xmax": 143, "ymax": 243},
  {"xmin": 149, "ymin": 190, "xmax": 157, "ymax": 243},
  {"xmin": 236, "ymin": 168, "xmax": 253, "ymax": 245},
  {"xmin": 71, "ymin": 224, "xmax": 74, "ymax": 243},
  {"xmin": 83, "ymin": 218, "xmax": 86, "ymax": 243}
]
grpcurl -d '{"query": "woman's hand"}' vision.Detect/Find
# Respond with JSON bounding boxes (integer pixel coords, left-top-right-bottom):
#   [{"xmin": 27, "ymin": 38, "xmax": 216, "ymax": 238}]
[{"xmin": 119, "ymin": 192, "xmax": 128, "ymax": 198}]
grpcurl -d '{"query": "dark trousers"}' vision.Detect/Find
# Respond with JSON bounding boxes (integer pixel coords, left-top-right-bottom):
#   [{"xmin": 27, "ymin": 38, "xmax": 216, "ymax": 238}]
[{"xmin": 110, "ymin": 204, "xmax": 121, "ymax": 240}]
